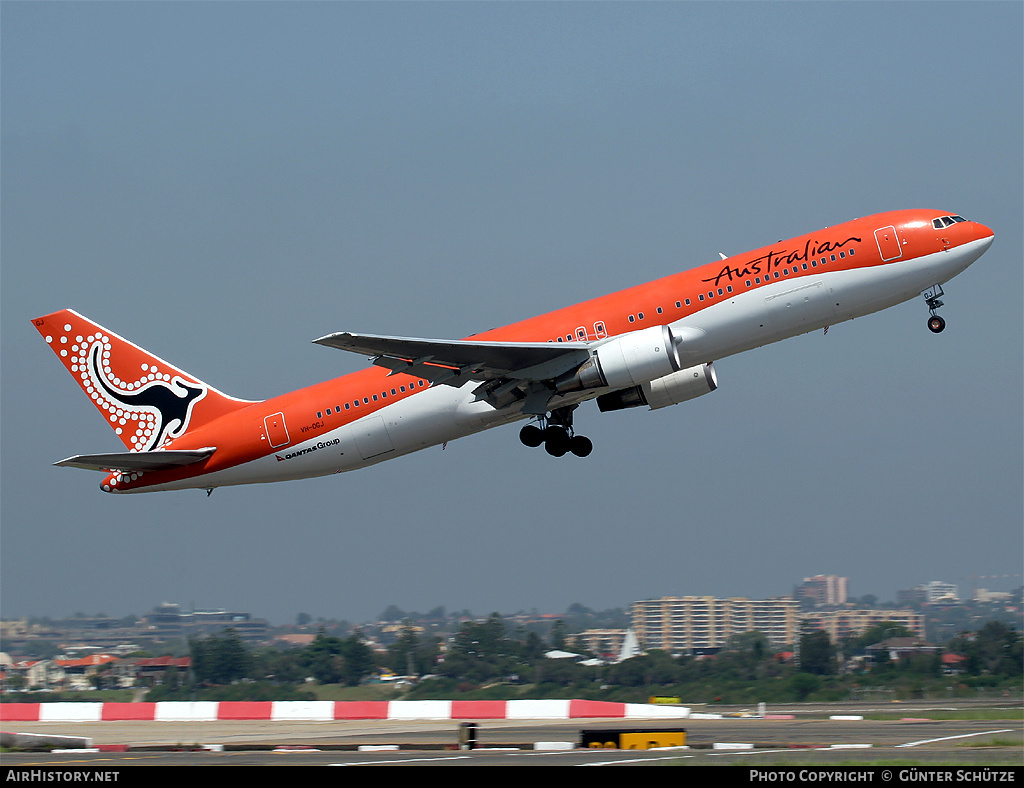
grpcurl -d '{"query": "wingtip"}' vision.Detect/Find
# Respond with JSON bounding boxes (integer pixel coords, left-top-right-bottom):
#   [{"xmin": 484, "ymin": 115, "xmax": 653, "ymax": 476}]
[{"xmin": 312, "ymin": 331, "xmax": 352, "ymax": 347}]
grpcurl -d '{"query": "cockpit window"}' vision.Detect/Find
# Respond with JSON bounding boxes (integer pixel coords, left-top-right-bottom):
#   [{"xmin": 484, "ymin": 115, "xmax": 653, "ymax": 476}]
[{"xmin": 932, "ymin": 215, "xmax": 968, "ymax": 229}]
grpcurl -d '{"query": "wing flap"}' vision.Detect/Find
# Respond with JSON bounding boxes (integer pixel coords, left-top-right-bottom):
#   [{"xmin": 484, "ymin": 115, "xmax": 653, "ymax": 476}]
[{"xmin": 55, "ymin": 448, "xmax": 216, "ymax": 472}]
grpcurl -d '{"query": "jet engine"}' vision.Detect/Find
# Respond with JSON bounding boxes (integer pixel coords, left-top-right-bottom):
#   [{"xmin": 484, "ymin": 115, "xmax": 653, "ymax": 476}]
[
  {"xmin": 555, "ymin": 325, "xmax": 681, "ymax": 394},
  {"xmin": 596, "ymin": 362, "xmax": 718, "ymax": 412}
]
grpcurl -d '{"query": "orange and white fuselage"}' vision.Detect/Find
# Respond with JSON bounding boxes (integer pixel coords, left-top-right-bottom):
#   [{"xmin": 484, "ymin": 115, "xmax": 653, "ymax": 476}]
[{"xmin": 33, "ymin": 209, "xmax": 994, "ymax": 493}]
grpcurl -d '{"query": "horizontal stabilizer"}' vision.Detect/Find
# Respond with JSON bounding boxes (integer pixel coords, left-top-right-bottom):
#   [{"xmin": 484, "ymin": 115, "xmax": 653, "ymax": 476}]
[{"xmin": 54, "ymin": 448, "xmax": 216, "ymax": 473}]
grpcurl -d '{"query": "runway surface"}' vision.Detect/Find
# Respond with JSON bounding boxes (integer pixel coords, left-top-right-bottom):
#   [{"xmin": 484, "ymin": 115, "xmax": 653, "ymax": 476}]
[{"xmin": 3, "ymin": 698, "xmax": 1021, "ymax": 768}]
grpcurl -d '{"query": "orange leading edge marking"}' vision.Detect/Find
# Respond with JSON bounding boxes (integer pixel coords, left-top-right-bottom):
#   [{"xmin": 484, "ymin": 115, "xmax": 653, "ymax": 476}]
[{"xmin": 33, "ymin": 209, "xmax": 994, "ymax": 494}]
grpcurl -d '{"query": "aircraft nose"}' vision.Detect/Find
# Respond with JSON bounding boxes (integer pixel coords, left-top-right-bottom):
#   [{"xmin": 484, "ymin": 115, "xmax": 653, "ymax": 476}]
[
  {"xmin": 973, "ymin": 222, "xmax": 995, "ymax": 245},
  {"xmin": 970, "ymin": 223, "xmax": 995, "ymax": 257}
]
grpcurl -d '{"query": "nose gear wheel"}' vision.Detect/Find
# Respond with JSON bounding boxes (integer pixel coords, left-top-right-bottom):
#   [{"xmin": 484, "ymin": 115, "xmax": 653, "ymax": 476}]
[{"xmin": 922, "ymin": 284, "xmax": 947, "ymax": 333}]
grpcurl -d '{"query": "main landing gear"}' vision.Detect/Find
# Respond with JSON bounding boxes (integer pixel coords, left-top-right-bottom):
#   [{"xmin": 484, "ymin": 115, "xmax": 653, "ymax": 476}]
[
  {"xmin": 519, "ymin": 404, "xmax": 593, "ymax": 458},
  {"xmin": 922, "ymin": 284, "xmax": 946, "ymax": 333}
]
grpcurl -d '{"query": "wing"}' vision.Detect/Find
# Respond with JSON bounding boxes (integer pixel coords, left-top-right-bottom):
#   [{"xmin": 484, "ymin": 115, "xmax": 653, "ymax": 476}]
[
  {"xmin": 313, "ymin": 331, "xmax": 593, "ymax": 413},
  {"xmin": 54, "ymin": 448, "xmax": 216, "ymax": 472}
]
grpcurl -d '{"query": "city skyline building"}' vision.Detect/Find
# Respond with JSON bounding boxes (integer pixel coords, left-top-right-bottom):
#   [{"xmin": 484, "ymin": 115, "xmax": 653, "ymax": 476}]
[
  {"xmin": 631, "ymin": 595, "xmax": 801, "ymax": 652},
  {"xmin": 796, "ymin": 575, "xmax": 849, "ymax": 608}
]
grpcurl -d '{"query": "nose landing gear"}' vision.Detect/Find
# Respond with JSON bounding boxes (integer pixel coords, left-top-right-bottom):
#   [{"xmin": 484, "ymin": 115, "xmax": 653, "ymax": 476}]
[
  {"xmin": 922, "ymin": 284, "xmax": 946, "ymax": 333},
  {"xmin": 519, "ymin": 404, "xmax": 593, "ymax": 458}
]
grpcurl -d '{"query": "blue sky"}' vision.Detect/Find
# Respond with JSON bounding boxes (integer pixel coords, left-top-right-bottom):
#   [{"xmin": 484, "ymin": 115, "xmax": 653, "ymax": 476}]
[{"xmin": 2, "ymin": 2, "xmax": 1021, "ymax": 625}]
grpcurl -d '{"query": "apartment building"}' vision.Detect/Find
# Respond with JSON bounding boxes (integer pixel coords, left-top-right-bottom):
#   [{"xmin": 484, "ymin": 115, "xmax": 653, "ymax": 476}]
[
  {"xmin": 801, "ymin": 608, "xmax": 925, "ymax": 641},
  {"xmin": 631, "ymin": 596, "xmax": 800, "ymax": 652},
  {"xmin": 795, "ymin": 575, "xmax": 849, "ymax": 607}
]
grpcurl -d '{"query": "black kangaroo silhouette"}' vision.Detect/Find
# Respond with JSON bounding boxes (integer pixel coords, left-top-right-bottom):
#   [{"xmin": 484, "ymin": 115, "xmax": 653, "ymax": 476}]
[{"xmin": 88, "ymin": 342, "xmax": 206, "ymax": 451}]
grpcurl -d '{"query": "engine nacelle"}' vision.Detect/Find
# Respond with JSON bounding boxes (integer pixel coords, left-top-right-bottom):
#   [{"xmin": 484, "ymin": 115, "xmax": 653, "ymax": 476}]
[
  {"xmin": 556, "ymin": 325, "xmax": 681, "ymax": 394},
  {"xmin": 597, "ymin": 362, "xmax": 718, "ymax": 412}
]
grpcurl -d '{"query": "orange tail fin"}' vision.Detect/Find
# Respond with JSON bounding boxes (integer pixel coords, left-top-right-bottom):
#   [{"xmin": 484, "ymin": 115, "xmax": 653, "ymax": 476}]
[{"xmin": 32, "ymin": 309, "xmax": 254, "ymax": 451}]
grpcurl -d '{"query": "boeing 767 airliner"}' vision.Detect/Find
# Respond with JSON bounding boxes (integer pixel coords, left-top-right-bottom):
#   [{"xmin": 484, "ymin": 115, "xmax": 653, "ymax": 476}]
[{"xmin": 33, "ymin": 209, "xmax": 994, "ymax": 493}]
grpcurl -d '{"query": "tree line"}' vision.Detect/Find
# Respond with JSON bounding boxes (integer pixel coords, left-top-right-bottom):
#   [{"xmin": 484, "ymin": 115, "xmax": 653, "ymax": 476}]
[{"xmin": 144, "ymin": 618, "xmax": 1020, "ymax": 703}]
